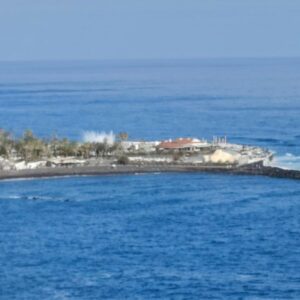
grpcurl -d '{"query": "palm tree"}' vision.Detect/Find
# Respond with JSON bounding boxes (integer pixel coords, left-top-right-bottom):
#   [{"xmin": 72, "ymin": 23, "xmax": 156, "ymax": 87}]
[
  {"xmin": 0, "ymin": 145, "xmax": 7, "ymax": 157},
  {"xmin": 56, "ymin": 138, "xmax": 77, "ymax": 157},
  {"xmin": 13, "ymin": 130, "xmax": 48, "ymax": 161},
  {"xmin": 117, "ymin": 132, "xmax": 128, "ymax": 142},
  {"xmin": 0, "ymin": 129, "xmax": 13, "ymax": 158},
  {"xmin": 94, "ymin": 143, "xmax": 106, "ymax": 157}
]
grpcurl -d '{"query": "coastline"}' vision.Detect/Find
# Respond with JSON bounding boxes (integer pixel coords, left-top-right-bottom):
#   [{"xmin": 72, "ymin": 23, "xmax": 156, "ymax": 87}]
[{"xmin": 0, "ymin": 164, "xmax": 300, "ymax": 181}]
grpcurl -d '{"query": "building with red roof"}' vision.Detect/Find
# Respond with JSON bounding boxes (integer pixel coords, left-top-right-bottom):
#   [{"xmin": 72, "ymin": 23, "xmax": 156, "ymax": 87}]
[{"xmin": 157, "ymin": 138, "xmax": 210, "ymax": 152}]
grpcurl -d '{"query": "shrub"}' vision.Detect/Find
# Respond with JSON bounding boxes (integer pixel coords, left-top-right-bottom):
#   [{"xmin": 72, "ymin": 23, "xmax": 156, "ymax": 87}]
[
  {"xmin": 173, "ymin": 152, "xmax": 183, "ymax": 162},
  {"xmin": 117, "ymin": 155, "xmax": 129, "ymax": 165},
  {"xmin": 0, "ymin": 145, "xmax": 7, "ymax": 157}
]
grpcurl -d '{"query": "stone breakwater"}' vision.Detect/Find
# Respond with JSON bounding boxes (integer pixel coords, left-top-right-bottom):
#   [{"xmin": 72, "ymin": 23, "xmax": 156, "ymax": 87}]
[
  {"xmin": 0, "ymin": 164, "xmax": 299, "ymax": 181},
  {"xmin": 229, "ymin": 165, "xmax": 300, "ymax": 180}
]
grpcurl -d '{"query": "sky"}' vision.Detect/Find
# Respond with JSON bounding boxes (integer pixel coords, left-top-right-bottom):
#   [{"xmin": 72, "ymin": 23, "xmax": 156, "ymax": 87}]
[{"xmin": 0, "ymin": 0, "xmax": 300, "ymax": 61}]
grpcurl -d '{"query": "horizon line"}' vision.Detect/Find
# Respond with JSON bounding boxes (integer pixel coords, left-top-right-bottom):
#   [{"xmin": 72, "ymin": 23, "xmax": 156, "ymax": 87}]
[{"xmin": 1, "ymin": 55, "xmax": 300, "ymax": 64}]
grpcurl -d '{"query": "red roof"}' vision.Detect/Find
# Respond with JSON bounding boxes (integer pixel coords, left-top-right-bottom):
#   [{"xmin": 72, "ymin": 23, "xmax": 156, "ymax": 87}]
[{"xmin": 158, "ymin": 138, "xmax": 195, "ymax": 149}]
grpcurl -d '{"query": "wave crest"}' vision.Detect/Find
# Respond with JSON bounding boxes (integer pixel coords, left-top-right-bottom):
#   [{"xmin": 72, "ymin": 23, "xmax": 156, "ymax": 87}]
[
  {"xmin": 268, "ymin": 153, "xmax": 300, "ymax": 171},
  {"xmin": 82, "ymin": 131, "xmax": 115, "ymax": 145}
]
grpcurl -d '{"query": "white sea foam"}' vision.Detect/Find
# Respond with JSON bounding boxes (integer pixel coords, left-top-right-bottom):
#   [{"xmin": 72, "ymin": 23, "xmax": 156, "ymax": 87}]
[
  {"xmin": 267, "ymin": 153, "xmax": 300, "ymax": 171},
  {"xmin": 82, "ymin": 131, "xmax": 115, "ymax": 145},
  {"xmin": 9, "ymin": 195, "xmax": 22, "ymax": 199}
]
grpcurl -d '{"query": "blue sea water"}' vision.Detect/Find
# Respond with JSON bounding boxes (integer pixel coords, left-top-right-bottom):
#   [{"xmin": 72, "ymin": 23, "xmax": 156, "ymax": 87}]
[{"xmin": 0, "ymin": 58, "xmax": 300, "ymax": 299}]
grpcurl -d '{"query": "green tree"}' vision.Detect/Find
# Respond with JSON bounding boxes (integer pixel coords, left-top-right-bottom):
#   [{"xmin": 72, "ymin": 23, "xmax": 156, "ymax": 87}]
[
  {"xmin": 23, "ymin": 130, "xmax": 35, "ymax": 143},
  {"xmin": 0, "ymin": 145, "xmax": 7, "ymax": 157},
  {"xmin": 117, "ymin": 155, "xmax": 129, "ymax": 165},
  {"xmin": 0, "ymin": 129, "xmax": 14, "ymax": 157},
  {"xmin": 117, "ymin": 132, "xmax": 128, "ymax": 142}
]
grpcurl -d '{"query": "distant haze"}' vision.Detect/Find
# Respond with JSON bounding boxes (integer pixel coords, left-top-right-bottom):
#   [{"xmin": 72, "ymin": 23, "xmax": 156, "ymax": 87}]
[{"xmin": 0, "ymin": 0, "xmax": 300, "ymax": 61}]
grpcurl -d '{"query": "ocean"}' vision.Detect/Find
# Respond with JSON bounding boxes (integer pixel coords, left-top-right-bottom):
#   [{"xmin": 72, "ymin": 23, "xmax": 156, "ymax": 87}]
[{"xmin": 0, "ymin": 58, "xmax": 300, "ymax": 299}]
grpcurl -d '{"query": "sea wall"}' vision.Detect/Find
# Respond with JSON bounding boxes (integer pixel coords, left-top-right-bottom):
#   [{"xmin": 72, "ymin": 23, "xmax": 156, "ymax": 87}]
[{"xmin": 0, "ymin": 164, "xmax": 300, "ymax": 181}]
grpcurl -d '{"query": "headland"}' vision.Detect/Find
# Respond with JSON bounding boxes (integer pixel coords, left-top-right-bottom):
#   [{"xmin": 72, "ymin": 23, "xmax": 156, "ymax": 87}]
[{"xmin": 0, "ymin": 130, "xmax": 299, "ymax": 181}]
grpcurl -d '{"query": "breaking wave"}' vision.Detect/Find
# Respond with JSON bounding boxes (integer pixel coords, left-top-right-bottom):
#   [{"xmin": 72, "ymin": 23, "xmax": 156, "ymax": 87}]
[
  {"xmin": 268, "ymin": 153, "xmax": 300, "ymax": 171},
  {"xmin": 82, "ymin": 131, "xmax": 115, "ymax": 145}
]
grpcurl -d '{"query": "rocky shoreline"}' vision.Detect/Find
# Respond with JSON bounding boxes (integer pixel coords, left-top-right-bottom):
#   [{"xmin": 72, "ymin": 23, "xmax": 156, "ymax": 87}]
[{"xmin": 0, "ymin": 164, "xmax": 299, "ymax": 181}]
